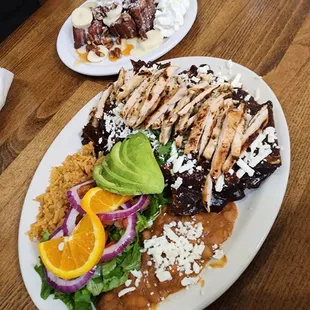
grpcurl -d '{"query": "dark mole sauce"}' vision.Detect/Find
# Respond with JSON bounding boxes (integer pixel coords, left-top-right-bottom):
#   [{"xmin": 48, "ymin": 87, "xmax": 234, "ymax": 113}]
[{"xmin": 97, "ymin": 203, "xmax": 238, "ymax": 310}]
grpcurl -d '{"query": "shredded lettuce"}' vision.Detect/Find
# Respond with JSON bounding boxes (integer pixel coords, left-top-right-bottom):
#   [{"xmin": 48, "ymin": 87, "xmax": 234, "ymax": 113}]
[
  {"xmin": 155, "ymin": 141, "xmax": 173, "ymax": 165},
  {"xmin": 41, "ymin": 231, "xmax": 50, "ymax": 242},
  {"xmin": 106, "ymin": 225, "xmax": 123, "ymax": 242},
  {"xmin": 101, "ymin": 238, "xmax": 141, "ymax": 292},
  {"xmin": 73, "ymin": 290, "xmax": 93, "ymax": 310},
  {"xmin": 34, "ymin": 263, "xmax": 54, "ymax": 300},
  {"xmin": 136, "ymin": 193, "xmax": 168, "ymax": 232},
  {"xmin": 86, "ymin": 278, "xmax": 104, "ymax": 296},
  {"xmin": 54, "ymin": 292, "xmax": 74, "ymax": 310}
]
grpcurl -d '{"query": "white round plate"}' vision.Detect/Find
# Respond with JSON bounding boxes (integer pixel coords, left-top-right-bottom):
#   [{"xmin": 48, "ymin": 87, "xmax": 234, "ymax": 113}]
[
  {"xmin": 19, "ymin": 57, "xmax": 290, "ymax": 310},
  {"xmin": 56, "ymin": 0, "xmax": 198, "ymax": 76}
]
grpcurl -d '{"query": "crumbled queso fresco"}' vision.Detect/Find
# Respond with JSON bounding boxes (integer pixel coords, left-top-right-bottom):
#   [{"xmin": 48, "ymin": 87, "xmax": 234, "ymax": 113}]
[
  {"xmin": 117, "ymin": 221, "xmax": 226, "ymax": 296},
  {"xmin": 168, "ymin": 142, "xmax": 203, "ymax": 190},
  {"xmin": 142, "ymin": 220, "xmax": 205, "ymax": 286},
  {"xmin": 103, "ymin": 102, "xmax": 159, "ymax": 151}
]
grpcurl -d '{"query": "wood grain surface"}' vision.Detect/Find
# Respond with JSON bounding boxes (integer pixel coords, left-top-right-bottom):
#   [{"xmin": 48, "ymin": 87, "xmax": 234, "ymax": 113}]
[{"xmin": 0, "ymin": 0, "xmax": 309, "ymax": 309}]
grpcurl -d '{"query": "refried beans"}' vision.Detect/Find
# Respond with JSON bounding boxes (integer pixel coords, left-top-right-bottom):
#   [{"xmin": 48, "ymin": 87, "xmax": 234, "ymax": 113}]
[{"xmin": 97, "ymin": 202, "xmax": 238, "ymax": 310}]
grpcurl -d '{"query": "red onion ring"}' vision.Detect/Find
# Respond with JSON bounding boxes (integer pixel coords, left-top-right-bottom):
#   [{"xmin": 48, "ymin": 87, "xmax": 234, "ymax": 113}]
[
  {"xmin": 50, "ymin": 226, "xmax": 64, "ymax": 239},
  {"xmin": 62, "ymin": 207, "xmax": 80, "ymax": 236},
  {"xmin": 44, "ymin": 267, "xmax": 95, "ymax": 293},
  {"xmin": 100, "ymin": 206, "xmax": 137, "ymax": 263},
  {"xmin": 97, "ymin": 195, "xmax": 149, "ymax": 221},
  {"xmin": 67, "ymin": 180, "xmax": 94, "ymax": 215}
]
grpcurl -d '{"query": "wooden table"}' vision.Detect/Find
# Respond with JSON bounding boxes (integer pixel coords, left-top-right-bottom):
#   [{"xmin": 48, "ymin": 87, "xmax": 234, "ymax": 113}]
[{"xmin": 0, "ymin": 0, "xmax": 309, "ymax": 309}]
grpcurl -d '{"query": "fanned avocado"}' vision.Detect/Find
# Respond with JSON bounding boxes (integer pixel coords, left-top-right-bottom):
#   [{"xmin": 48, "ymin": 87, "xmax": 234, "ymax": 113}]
[
  {"xmin": 92, "ymin": 164, "xmax": 128, "ymax": 194},
  {"xmin": 120, "ymin": 134, "xmax": 164, "ymax": 191},
  {"xmin": 106, "ymin": 142, "xmax": 146, "ymax": 183},
  {"xmin": 93, "ymin": 133, "xmax": 164, "ymax": 195},
  {"xmin": 94, "ymin": 160, "xmax": 139, "ymax": 195}
]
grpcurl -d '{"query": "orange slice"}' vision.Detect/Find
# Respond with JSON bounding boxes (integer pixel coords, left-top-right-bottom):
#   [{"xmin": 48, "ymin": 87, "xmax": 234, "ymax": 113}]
[
  {"xmin": 81, "ymin": 187, "xmax": 132, "ymax": 214},
  {"xmin": 38, "ymin": 213, "xmax": 105, "ymax": 279}
]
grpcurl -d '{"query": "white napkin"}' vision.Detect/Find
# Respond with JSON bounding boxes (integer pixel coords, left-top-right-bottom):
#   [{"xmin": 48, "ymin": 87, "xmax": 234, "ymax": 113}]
[{"xmin": 0, "ymin": 68, "xmax": 14, "ymax": 111}]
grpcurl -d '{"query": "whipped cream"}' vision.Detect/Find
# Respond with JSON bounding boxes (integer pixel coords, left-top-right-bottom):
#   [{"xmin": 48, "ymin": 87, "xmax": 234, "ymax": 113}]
[{"xmin": 154, "ymin": 0, "xmax": 190, "ymax": 37}]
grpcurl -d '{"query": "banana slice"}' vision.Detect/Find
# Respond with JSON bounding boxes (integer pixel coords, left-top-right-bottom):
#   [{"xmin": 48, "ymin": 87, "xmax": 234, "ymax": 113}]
[
  {"xmin": 87, "ymin": 46, "xmax": 109, "ymax": 63},
  {"xmin": 140, "ymin": 30, "xmax": 164, "ymax": 50},
  {"xmin": 72, "ymin": 7, "xmax": 93, "ymax": 29}
]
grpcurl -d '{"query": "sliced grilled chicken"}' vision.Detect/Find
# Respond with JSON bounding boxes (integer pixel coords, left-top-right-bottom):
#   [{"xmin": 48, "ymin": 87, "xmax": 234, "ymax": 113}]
[
  {"xmin": 152, "ymin": 114, "xmax": 164, "ymax": 130},
  {"xmin": 121, "ymin": 69, "xmax": 164, "ymax": 119},
  {"xmin": 184, "ymin": 102, "xmax": 211, "ymax": 154},
  {"xmin": 159, "ymin": 122, "xmax": 173, "ymax": 145},
  {"xmin": 175, "ymin": 105, "xmax": 194, "ymax": 134},
  {"xmin": 185, "ymin": 95, "xmax": 225, "ymax": 155},
  {"xmin": 121, "ymin": 77, "xmax": 150, "ymax": 119},
  {"xmin": 186, "ymin": 114, "xmax": 197, "ymax": 129},
  {"xmin": 95, "ymin": 84, "xmax": 113, "ymax": 119},
  {"xmin": 209, "ymin": 109, "xmax": 243, "ymax": 179},
  {"xmin": 116, "ymin": 73, "xmax": 147, "ymax": 104},
  {"xmin": 191, "ymin": 75, "xmax": 212, "ymax": 90},
  {"xmin": 222, "ymin": 104, "xmax": 246, "ymax": 172},
  {"xmin": 230, "ymin": 103, "xmax": 246, "ymax": 157},
  {"xmin": 134, "ymin": 65, "xmax": 179, "ymax": 126},
  {"xmin": 124, "ymin": 69, "xmax": 134, "ymax": 83},
  {"xmin": 242, "ymin": 105, "xmax": 269, "ymax": 143},
  {"xmin": 144, "ymin": 87, "xmax": 187, "ymax": 128},
  {"xmin": 166, "ymin": 76, "xmax": 178, "ymax": 90},
  {"xmin": 156, "ymin": 99, "xmax": 178, "ymax": 144},
  {"xmin": 202, "ymin": 174, "xmax": 213, "ymax": 212},
  {"xmin": 197, "ymin": 93, "xmax": 231, "ymax": 157},
  {"xmin": 167, "ymin": 93, "xmax": 193, "ymax": 124},
  {"xmin": 125, "ymin": 95, "xmax": 147, "ymax": 127},
  {"xmin": 204, "ymin": 114, "xmax": 225, "ymax": 160},
  {"xmin": 110, "ymin": 67, "xmax": 126, "ymax": 101},
  {"xmin": 175, "ymin": 135, "xmax": 183, "ymax": 148},
  {"xmin": 124, "ymin": 70, "xmax": 168, "ymax": 127},
  {"xmin": 178, "ymin": 85, "xmax": 220, "ymax": 116},
  {"xmin": 126, "ymin": 89, "xmax": 166, "ymax": 128},
  {"xmin": 221, "ymin": 105, "xmax": 269, "ymax": 173},
  {"xmin": 203, "ymin": 100, "xmax": 233, "ymax": 160}
]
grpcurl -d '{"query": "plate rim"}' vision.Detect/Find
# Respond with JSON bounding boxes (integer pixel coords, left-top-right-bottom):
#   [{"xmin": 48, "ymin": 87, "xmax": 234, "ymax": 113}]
[
  {"xmin": 56, "ymin": 0, "xmax": 198, "ymax": 76},
  {"xmin": 18, "ymin": 56, "xmax": 291, "ymax": 310}
]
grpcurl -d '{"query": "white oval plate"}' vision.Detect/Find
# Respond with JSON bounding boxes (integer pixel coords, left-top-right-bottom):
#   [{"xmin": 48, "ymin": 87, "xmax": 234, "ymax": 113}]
[
  {"xmin": 19, "ymin": 57, "xmax": 290, "ymax": 310},
  {"xmin": 56, "ymin": 0, "xmax": 198, "ymax": 76}
]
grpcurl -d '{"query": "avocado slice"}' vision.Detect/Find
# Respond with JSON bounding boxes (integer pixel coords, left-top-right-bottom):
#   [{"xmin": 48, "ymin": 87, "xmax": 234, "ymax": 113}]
[
  {"xmin": 92, "ymin": 164, "xmax": 127, "ymax": 194},
  {"xmin": 106, "ymin": 141, "xmax": 147, "ymax": 184},
  {"xmin": 101, "ymin": 159, "xmax": 146, "ymax": 195},
  {"xmin": 94, "ymin": 162, "xmax": 143, "ymax": 195},
  {"xmin": 93, "ymin": 133, "xmax": 164, "ymax": 195},
  {"xmin": 119, "ymin": 133, "xmax": 164, "ymax": 193}
]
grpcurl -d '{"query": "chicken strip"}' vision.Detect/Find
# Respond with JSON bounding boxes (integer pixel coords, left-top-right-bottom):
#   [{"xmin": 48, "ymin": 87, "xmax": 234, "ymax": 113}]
[
  {"xmin": 209, "ymin": 109, "xmax": 243, "ymax": 179},
  {"xmin": 166, "ymin": 93, "xmax": 193, "ymax": 126},
  {"xmin": 202, "ymin": 174, "xmax": 213, "ymax": 212},
  {"xmin": 185, "ymin": 95, "xmax": 224, "ymax": 155},
  {"xmin": 110, "ymin": 67, "xmax": 126, "ymax": 101},
  {"xmin": 121, "ymin": 69, "xmax": 164, "ymax": 119},
  {"xmin": 116, "ymin": 73, "xmax": 147, "ymax": 104},
  {"xmin": 144, "ymin": 87, "xmax": 187, "ymax": 128},
  {"xmin": 222, "ymin": 103, "xmax": 246, "ymax": 172},
  {"xmin": 178, "ymin": 85, "xmax": 220, "ymax": 116},
  {"xmin": 242, "ymin": 105, "xmax": 269, "ymax": 144},
  {"xmin": 203, "ymin": 101, "xmax": 233, "ymax": 160},
  {"xmin": 95, "ymin": 84, "xmax": 113, "ymax": 120},
  {"xmin": 175, "ymin": 135, "xmax": 183, "ymax": 148},
  {"xmin": 134, "ymin": 65, "xmax": 179, "ymax": 126},
  {"xmin": 197, "ymin": 93, "xmax": 231, "ymax": 157}
]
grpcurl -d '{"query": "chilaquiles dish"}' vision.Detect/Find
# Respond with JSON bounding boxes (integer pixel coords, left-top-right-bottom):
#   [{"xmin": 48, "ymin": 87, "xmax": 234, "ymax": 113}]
[{"xmin": 29, "ymin": 60, "xmax": 281, "ymax": 310}]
